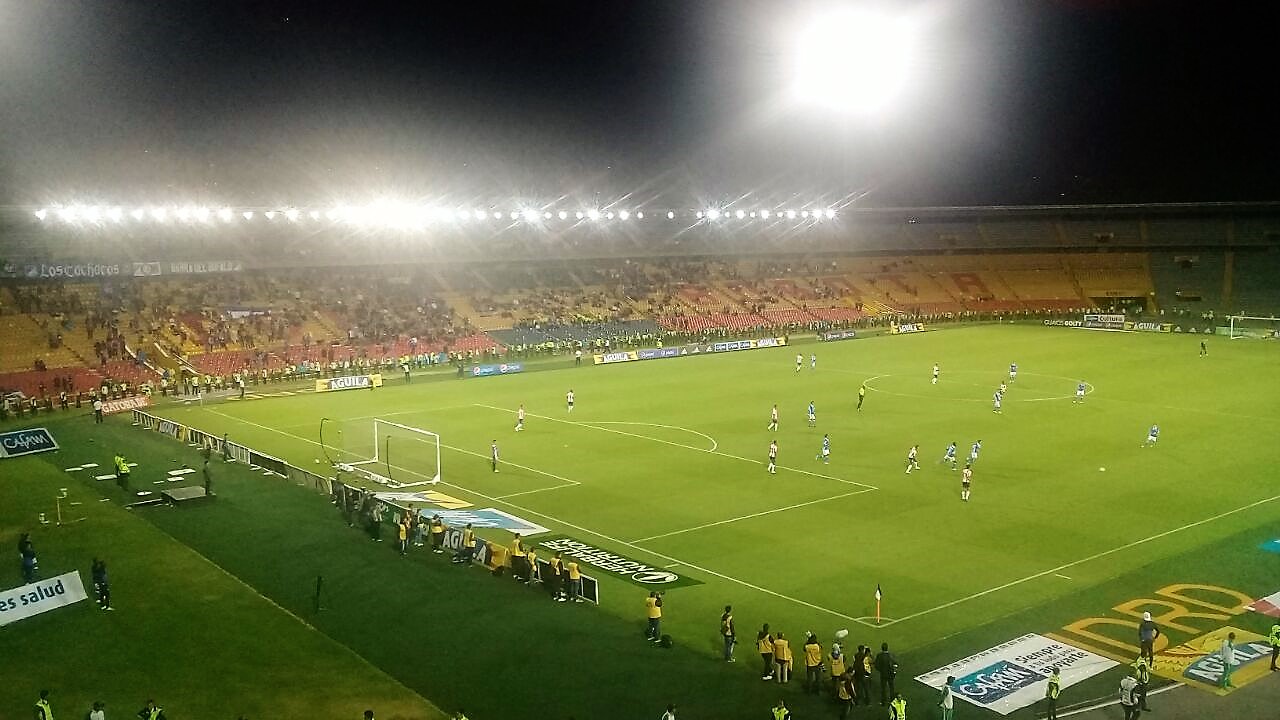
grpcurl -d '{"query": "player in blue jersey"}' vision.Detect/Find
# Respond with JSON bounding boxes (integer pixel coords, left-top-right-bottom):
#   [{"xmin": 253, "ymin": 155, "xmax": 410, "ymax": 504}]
[
  {"xmin": 807, "ymin": 401, "xmax": 816, "ymax": 428},
  {"xmin": 816, "ymin": 434, "xmax": 831, "ymax": 464},
  {"xmin": 1143, "ymin": 424, "xmax": 1159, "ymax": 447},
  {"xmin": 968, "ymin": 440, "xmax": 982, "ymax": 465},
  {"xmin": 940, "ymin": 442, "xmax": 958, "ymax": 469},
  {"xmin": 1009, "ymin": 362, "xmax": 1018, "ymax": 383},
  {"xmin": 1074, "ymin": 382, "xmax": 1086, "ymax": 404}
]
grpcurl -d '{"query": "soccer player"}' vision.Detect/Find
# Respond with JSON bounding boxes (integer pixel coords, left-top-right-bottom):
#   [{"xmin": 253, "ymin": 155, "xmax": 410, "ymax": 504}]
[
  {"xmin": 515, "ymin": 404, "xmax": 526, "ymax": 431},
  {"xmin": 857, "ymin": 384, "xmax": 866, "ymax": 411},
  {"xmin": 961, "ymin": 464, "xmax": 973, "ymax": 501},
  {"xmin": 992, "ymin": 390, "xmax": 1003, "ymax": 414},
  {"xmin": 905, "ymin": 445, "xmax": 920, "ymax": 474},
  {"xmin": 1009, "ymin": 362, "xmax": 1018, "ymax": 382},
  {"xmin": 816, "ymin": 434, "xmax": 831, "ymax": 464},
  {"xmin": 1200, "ymin": 340, "xmax": 1208, "ymax": 357},
  {"xmin": 968, "ymin": 440, "xmax": 982, "ymax": 465},
  {"xmin": 566, "ymin": 389, "xmax": 575, "ymax": 413},
  {"xmin": 490, "ymin": 440, "xmax": 500, "ymax": 472},
  {"xmin": 768, "ymin": 439, "xmax": 778, "ymax": 474},
  {"xmin": 932, "ymin": 363, "xmax": 940, "ymax": 385},
  {"xmin": 1074, "ymin": 382, "xmax": 1086, "ymax": 404},
  {"xmin": 807, "ymin": 401, "xmax": 816, "ymax": 428},
  {"xmin": 998, "ymin": 381, "xmax": 1007, "ymax": 395},
  {"xmin": 768, "ymin": 404, "xmax": 779, "ymax": 432},
  {"xmin": 796, "ymin": 353, "xmax": 804, "ymax": 373},
  {"xmin": 1143, "ymin": 424, "xmax": 1159, "ymax": 447},
  {"xmin": 940, "ymin": 442, "xmax": 957, "ymax": 469},
  {"xmin": 811, "ymin": 353, "xmax": 817, "ymax": 370}
]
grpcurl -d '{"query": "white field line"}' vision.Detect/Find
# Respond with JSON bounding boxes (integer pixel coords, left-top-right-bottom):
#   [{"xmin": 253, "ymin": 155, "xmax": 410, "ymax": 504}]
[
  {"xmin": 590, "ymin": 421, "xmax": 719, "ymax": 452},
  {"xmin": 275, "ymin": 404, "xmax": 477, "ymax": 430},
  {"xmin": 495, "ymin": 483, "xmax": 580, "ymax": 499},
  {"xmin": 473, "ymin": 404, "xmax": 878, "ymax": 491},
  {"xmin": 631, "ymin": 488, "xmax": 875, "ymax": 543},
  {"xmin": 877, "ymin": 491, "xmax": 1280, "ymax": 627},
  {"xmin": 202, "ymin": 408, "xmax": 862, "ymax": 624}
]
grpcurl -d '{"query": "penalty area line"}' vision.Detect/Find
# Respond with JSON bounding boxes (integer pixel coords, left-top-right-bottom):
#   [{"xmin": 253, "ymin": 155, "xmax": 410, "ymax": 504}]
[
  {"xmin": 202, "ymin": 408, "xmax": 860, "ymax": 626},
  {"xmin": 631, "ymin": 488, "xmax": 875, "ymax": 543}
]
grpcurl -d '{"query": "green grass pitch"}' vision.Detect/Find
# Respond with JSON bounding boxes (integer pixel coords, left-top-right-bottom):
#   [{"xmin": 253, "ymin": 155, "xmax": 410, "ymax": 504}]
[{"xmin": 7, "ymin": 324, "xmax": 1280, "ymax": 719}]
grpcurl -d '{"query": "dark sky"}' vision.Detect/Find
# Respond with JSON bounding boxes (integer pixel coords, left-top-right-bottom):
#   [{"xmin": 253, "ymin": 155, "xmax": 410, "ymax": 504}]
[{"xmin": 0, "ymin": 0, "xmax": 1277, "ymax": 208}]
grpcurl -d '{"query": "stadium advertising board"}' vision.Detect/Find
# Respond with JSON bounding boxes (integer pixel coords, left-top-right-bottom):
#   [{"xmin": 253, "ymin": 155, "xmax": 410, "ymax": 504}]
[
  {"xmin": 427, "ymin": 508, "xmax": 550, "ymax": 536},
  {"xmin": 1083, "ymin": 313, "xmax": 1126, "ymax": 330},
  {"xmin": 915, "ymin": 633, "xmax": 1116, "ymax": 715},
  {"xmin": 470, "ymin": 363, "xmax": 524, "ymax": 377},
  {"xmin": 0, "ymin": 427, "xmax": 59, "ymax": 459},
  {"xmin": 593, "ymin": 351, "xmax": 638, "ymax": 365},
  {"xmin": 535, "ymin": 536, "xmax": 702, "ymax": 589},
  {"xmin": 891, "ymin": 323, "xmax": 927, "ymax": 334},
  {"xmin": 820, "ymin": 329, "xmax": 859, "ymax": 341},
  {"xmin": 594, "ymin": 338, "xmax": 787, "ymax": 365},
  {"xmin": 373, "ymin": 490, "xmax": 473, "ymax": 509},
  {"xmin": 1042, "ymin": 319, "xmax": 1084, "ymax": 327},
  {"xmin": 637, "ymin": 347, "xmax": 680, "ymax": 360},
  {"xmin": 1125, "ymin": 321, "xmax": 1172, "ymax": 333},
  {"xmin": 100, "ymin": 396, "xmax": 151, "ymax": 415},
  {"xmin": 315, "ymin": 374, "xmax": 384, "ymax": 392},
  {"xmin": 1044, "ymin": 582, "xmax": 1268, "ymax": 695},
  {"xmin": 0, "ymin": 571, "xmax": 90, "ymax": 627},
  {"xmin": 1246, "ymin": 589, "xmax": 1280, "ymax": 617},
  {"xmin": 23, "ymin": 263, "xmax": 122, "ymax": 279}
]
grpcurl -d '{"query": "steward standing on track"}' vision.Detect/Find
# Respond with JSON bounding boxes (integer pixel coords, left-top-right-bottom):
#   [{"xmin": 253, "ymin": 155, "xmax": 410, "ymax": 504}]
[
  {"xmin": 1270, "ymin": 623, "xmax": 1280, "ymax": 671},
  {"xmin": 888, "ymin": 692, "xmax": 907, "ymax": 720},
  {"xmin": 509, "ymin": 534, "xmax": 528, "ymax": 581},
  {"xmin": 853, "ymin": 645, "xmax": 872, "ymax": 705},
  {"xmin": 875, "ymin": 642, "xmax": 899, "ymax": 706},
  {"xmin": 565, "ymin": 559, "xmax": 582, "ymax": 601},
  {"xmin": 1044, "ymin": 666, "xmax": 1061, "ymax": 720},
  {"xmin": 1137, "ymin": 611, "xmax": 1160, "ymax": 663},
  {"xmin": 757, "ymin": 625, "xmax": 775, "ymax": 680},
  {"xmin": 802, "ymin": 633, "xmax": 823, "ymax": 694},
  {"xmin": 721, "ymin": 605, "xmax": 736, "ymax": 662},
  {"xmin": 113, "ymin": 452, "xmax": 131, "ymax": 492},
  {"xmin": 645, "ymin": 591, "xmax": 663, "ymax": 642},
  {"xmin": 34, "ymin": 689, "xmax": 52, "ymax": 720},
  {"xmin": 1131, "ymin": 654, "xmax": 1151, "ymax": 711}
]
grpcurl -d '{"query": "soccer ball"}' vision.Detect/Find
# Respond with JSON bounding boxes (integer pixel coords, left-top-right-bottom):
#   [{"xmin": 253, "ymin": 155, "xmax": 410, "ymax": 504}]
[
  {"xmin": 1099, "ymin": 467, "xmax": 1106, "ymax": 472},
  {"xmin": 834, "ymin": 629, "xmax": 849, "ymax": 640},
  {"xmin": 315, "ymin": 458, "xmax": 320, "ymax": 464}
]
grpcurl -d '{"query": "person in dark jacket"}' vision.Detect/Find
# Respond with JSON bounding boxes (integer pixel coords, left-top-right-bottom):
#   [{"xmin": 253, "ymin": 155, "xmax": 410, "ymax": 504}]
[{"xmin": 875, "ymin": 642, "xmax": 898, "ymax": 706}]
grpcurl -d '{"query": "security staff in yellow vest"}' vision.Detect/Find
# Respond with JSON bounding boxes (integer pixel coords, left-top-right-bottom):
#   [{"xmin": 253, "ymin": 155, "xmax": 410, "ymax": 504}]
[
  {"xmin": 771, "ymin": 699, "xmax": 791, "ymax": 720},
  {"xmin": 34, "ymin": 689, "xmax": 52, "ymax": 720},
  {"xmin": 837, "ymin": 670, "xmax": 856, "ymax": 718},
  {"xmin": 113, "ymin": 453, "xmax": 131, "ymax": 492},
  {"xmin": 453, "ymin": 523, "xmax": 477, "ymax": 565},
  {"xmin": 889, "ymin": 692, "xmax": 907, "ymax": 720},
  {"xmin": 1045, "ymin": 666, "xmax": 1061, "ymax": 720},
  {"xmin": 1270, "ymin": 624, "xmax": 1280, "ymax": 671},
  {"xmin": 645, "ymin": 591, "xmax": 664, "ymax": 642},
  {"xmin": 137, "ymin": 699, "xmax": 167, "ymax": 720},
  {"xmin": 566, "ymin": 560, "xmax": 582, "ymax": 602},
  {"xmin": 757, "ymin": 625, "xmax": 775, "ymax": 680},
  {"xmin": 1131, "ymin": 655, "xmax": 1151, "ymax": 711},
  {"xmin": 509, "ymin": 534, "xmax": 528, "ymax": 581},
  {"xmin": 547, "ymin": 552, "xmax": 565, "ymax": 601},
  {"xmin": 829, "ymin": 644, "xmax": 847, "ymax": 698}
]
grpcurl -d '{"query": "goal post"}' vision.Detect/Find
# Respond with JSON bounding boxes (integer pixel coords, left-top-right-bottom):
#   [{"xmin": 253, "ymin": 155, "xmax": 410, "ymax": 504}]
[
  {"xmin": 320, "ymin": 417, "xmax": 441, "ymax": 488},
  {"xmin": 1227, "ymin": 315, "xmax": 1280, "ymax": 340}
]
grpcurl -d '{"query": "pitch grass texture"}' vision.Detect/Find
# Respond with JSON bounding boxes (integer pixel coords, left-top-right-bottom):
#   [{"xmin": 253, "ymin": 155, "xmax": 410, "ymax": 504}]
[{"xmin": 9, "ymin": 325, "xmax": 1280, "ymax": 719}]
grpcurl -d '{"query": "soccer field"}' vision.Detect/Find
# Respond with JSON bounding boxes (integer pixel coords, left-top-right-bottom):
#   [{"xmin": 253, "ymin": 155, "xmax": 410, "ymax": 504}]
[{"xmin": 153, "ymin": 324, "xmax": 1280, "ymax": 655}]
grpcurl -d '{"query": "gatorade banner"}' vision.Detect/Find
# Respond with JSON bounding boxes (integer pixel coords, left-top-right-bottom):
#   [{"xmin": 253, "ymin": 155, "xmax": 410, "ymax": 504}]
[{"xmin": 0, "ymin": 571, "xmax": 90, "ymax": 627}]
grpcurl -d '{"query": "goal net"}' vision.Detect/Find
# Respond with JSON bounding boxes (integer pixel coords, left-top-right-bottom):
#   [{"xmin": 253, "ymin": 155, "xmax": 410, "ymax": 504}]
[
  {"xmin": 1227, "ymin": 315, "xmax": 1280, "ymax": 340},
  {"xmin": 320, "ymin": 417, "xmax": 441, "ymax": 488}
]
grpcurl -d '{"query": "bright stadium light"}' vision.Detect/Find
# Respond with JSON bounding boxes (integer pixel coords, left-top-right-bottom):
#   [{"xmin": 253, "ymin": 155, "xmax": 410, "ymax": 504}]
[
  {"xmin": 543, "ymin": 211, "xmax": 552, "ymax": 220},
  {"xmin": 619, "ymin": 210, "xmax": 630, "ymax": 220},
  {"xmin": 475, "ymin": 209, "xmax": 488, "ymax": 220},
  {"xmin": 576, "ymin": 211, "xmax": 585, "ymax": 220},
  {"xmin": 587, "ymin": 209, "xmax": 600, "ymax": 221},
  {"xmin": 557, "ymin": 210, "xmax": 568, "ymax": 220},
  {"xmin": 217, "ymin": 207, "xmax": 234, "ymax": 222},
  {"xmin": 791, "ymin": 7, "xmax": 921, "ymax": 116},
  {"xmin": 195, "ymin": 207, "xmax": 211, "ymax": 222},
  {"xmin": 265, "ymin": 211, "xmax": 278, "ymax": 220},
  {"xmin": 706, "ymin": 209, "xmax": 721, "ymax": 220},
  {"xmin": 696, "ymin": 211, "xmax": 704, "ymax": 219},
  {"xmin": 735, "ymin": 209, "xmax": 746, "ymax": 219},
  {"xmin": 605, "ymin": 211, "xmax": 614, "ymax": 220},
  {"xmin": 309, "ymin": 210, "xmax": 321, "ymax": 220},
  {"xmin": 151, "ymin": 207, "xmax": 168, "ymax": 222},
  {"xmin": 176, "ymin": 206, "xmax": 192, "ymax": 221},
  {"xmin": 34, "ymin": 209, "xmax": 48, "ymax": 220},
  {"xmin": 667, "ymin": 211, "xmax": 675, "ymax": 220},
  {"xmin": 825, "ymin": 208, "xmax": 837, "ymax": 219},
  {"xmin": 508, "ymin": 211, "xmax": 519, "ymax": 220},
  {"xmin": 242, "ymin": 211, "xmax": 254, "ymax": 220},
  {"xmin": 107, "ymin": 207, "xmax": 124, "ymax": 222},
  {"xmin": 637, "ymin": 211, "xmax": 644, "ymax": 219},
  {"xmin": 785, "ymin": 209, "xmax": 797, "ymax": 219},
  {"xmin": 802, "ymin": 210, "xmax": 810, "ymax": 218},
  {"xmin": 761, "ymin": 209, "xmax": 771, "ymax": 219},
  {"xmin": 58, "ymin": 207, "xmax": 77, "ymax": 222},
  {"xmin": 284, "ymin": 208, "xmax": 300, "ymax": 222},
  {"xmin": 84, "ymin": 206, "xmax": 102, "ymax": 222}
]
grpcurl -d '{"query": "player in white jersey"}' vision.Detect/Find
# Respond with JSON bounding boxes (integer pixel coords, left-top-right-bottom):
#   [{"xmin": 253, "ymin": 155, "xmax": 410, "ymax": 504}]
[
  {"xmin": 810, "ymin": 353, "xmax": 817, "ymax": 369},
  {"xmin": 816, "ymin": 434, "xmax": 831, "ymax": 464},
  {"xmin": 905, "ymin": 445, "xmax": 920, "ymax": 474},
  {"xmin": 1074, "ymin": 382, "xmax": 1086, "ymax": 404},
  {"xmin": 807, "ymin": 401, "xmax": 816, "ymax": 428},
  {"xmin": 992, "ymin": 390, "xmax": 1003, "ymax": 414},
  {"xmin": 767, "ymin": 439, "xmax": 778, "ymax": 474},
  {"xmin": 932, "ymin": 363, "xmax": 940, "ymax": 385},
  {"xmin": 1143, "ymin": 424, "xmax": 1159, "ymax": 447},
  {"xmin": 998, "ymin": 382, "xmax": 1007, "ymax": 395},
  {"xmin": 940, "ymin": 441, "xmax": 958, "ymax": 469},
  {"xmin": 796, "ymin": 353, "xmax": 804, "ymax": 373},
  {"xmin": 768, "ymin": 404, "xmax": 779, "ymax": 431},
  {"xmin": 961, "ymin": 464, "xmax": 973, "ymax": 501},
  {"xmin": 968, "ymin": 440, "xmax": 982, "ymax": 465},
  {"xmin": 566, "ymin": 390, "xmax": 575, "ymax": 412},
  {"xmin": 1009, "ymin": 362, "xmax": 1018, "ymax": 382},
  {"xmin": 515, "ymin": 404, "xmax": 526, "ymax": 431}
]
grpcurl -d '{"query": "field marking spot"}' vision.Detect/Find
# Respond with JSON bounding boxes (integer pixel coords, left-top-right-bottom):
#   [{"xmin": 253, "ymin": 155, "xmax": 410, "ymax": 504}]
[
  {"xmin": 473, "ymin": 404, "xmax": 877, "ymax": 491},
  {"xmin": 864, "ymin": 372, "xmax": 1093, "ymax": 404},
  {"xmin": 631, "ymin": 488, "xmax": 875, "ymax": 543},
  {"xmin": 200, "ymin": 408, "xmax": 860, "ymax": 625},
  {"xmin": 587, "ymin": 421, "xmax": 719, "ymax": 452},
  {"xmin": 1053, "ymin": 573, "xmax": 1073, "ymax": 580},
  {"xmin": 875, "ymin": 491, "xmax": 1280, "ymax": 628}
]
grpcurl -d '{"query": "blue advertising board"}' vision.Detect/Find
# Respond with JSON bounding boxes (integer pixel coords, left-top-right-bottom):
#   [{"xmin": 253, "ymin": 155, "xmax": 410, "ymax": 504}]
[{"xmin": 0, "ymin": 427, "xmax": 59, "ymax": 459}]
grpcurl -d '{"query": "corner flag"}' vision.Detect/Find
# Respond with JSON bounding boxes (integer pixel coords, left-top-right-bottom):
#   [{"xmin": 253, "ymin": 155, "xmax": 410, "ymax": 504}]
[{"xmin": 875, "ymin": 584, "xmax": 883, "ymax": 624}]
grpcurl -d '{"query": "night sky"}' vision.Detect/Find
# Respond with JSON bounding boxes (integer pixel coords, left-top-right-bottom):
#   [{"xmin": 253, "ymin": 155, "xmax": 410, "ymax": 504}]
[{"xmin": 0, "ymin": 0, "xmax": 1276, "ymax": 208}]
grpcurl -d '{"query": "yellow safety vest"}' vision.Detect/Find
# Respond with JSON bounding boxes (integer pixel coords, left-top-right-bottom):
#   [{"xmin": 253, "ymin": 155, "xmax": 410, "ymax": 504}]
[
  {"xmin": 1047, "ymin": 673, "xmax": 1061, "ymax": 699},
  {"xmin": 1270, "ymin": 625, "xmax": 1280, "ymax": 647},
  {"xmin": 35, "ymin": 699, "xmax": 52, "ymax": 720},
  {"xmin": 771, "ymin": 706, "xmax": 788, "ymax": 720},
  {"xmin": 890, "ymin": 697, "xmax": 907, "ymax": 719},
  {"xmin": 1132, "ymin": 658, "xmax": 1150, "ymax": 683}
]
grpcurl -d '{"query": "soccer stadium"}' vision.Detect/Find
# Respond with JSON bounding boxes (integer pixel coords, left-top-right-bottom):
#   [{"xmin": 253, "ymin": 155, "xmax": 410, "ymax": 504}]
[{"xmin": 4, "ymin": 4, "xmax": 1280, "ymax": 720}]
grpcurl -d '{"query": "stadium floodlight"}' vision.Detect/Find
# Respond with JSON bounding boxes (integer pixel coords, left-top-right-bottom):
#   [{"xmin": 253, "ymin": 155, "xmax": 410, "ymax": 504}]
[
  {"xmin": 475, "ymin": 209, "xmax": 488, "ymax": 220},
  {"xmin": 509, "ymin": 211, "xmax": 520, "ymax": 220},
  {"xmin": 802, "ymin": 210, "xmax": 810, "ymax": 218},
  {"xmin": 605, "ymin": 211, "xmax": 614, "ymax": 219},
  {"xmin": 131, "ymin": 208, "xmax": 146, "ymax": 220},
  {"xmin": 309, "ymin": 210, "xmax": 321, "ymax": 220},
  {"xmin": 178, "ymin": 205, "xmax": 197, "ymax": 221},
  {"xmin": 636, "ymin": 211, "xmax": 644, "ymax": 219},
  {"xmin": 84, "ymin": 206, "xmax": 102, "ymax": 222},
  {"xmin": 543, "ymin": 211, "xmax": 552, "ymax": 220},
  {"xmin": 587, "ymin": 209, "xmax": 601, "ymax": 221},
  {"xmin": 558, "ymin": 210, "xmax": 568, "ymax": 220},
  {"xmin": 34, "ymin": 209, "xmax": 48, "ymax": 220},
  {"xmin": 696, "ymin": 211, "xmax": 704, "ymax": 219},
  {"xmin": 761, "ymin": 209, "xmax": 771, "ymax": 219},
  {"xmin": 107, "ymin": 207, "xmax": 124, "ymax": 222},
  {"xmin": 707, "ymin": 209, "xmax": 722, "ymax": 220},
  {"xmin": 150, "ymin": 207, "xmax": 168, "ymax": 222},
  {"xmin": 791, "ymin": 7, "xmax": 920, "ymax": 116},
  {"xmin": 265, "ymin": 210, "xmax": 277, "ymax": 220},
  {"xmin": 284, "ymin": 208, "xmax": 300, "ymax": 222},
  {"xmin": 242, "ymin": 211, "xmax": 254, "ymax": 220},
  {"xmin": 619, "ymin": 210, "xmax": 630, "ymax": 220},
  {"xmin": 785, "ymin": 209, "xmax": 797, "ymax": 219},
  {"xmin": 194, "ymin": 207, "xmax": 211, "ymax": 222},
  {"xmin": 576, "ymin": 211, "xmax": 585, "ymax": 220},
  {"xmin": 735, "ymin": 209, "xmax": 746, "ymax": 219},
  {"xmin": 667, "ymin": 211, "xmax": 676, "ymax": 220},
  {"xmin": 326, "ymin": 208, "xmax": 340, "ymax": 221},
  {"xmin": 58, "ymin": 207, "xmax": 77, "ymax": 222},
  {"xmin": 218, "ymin": 207, "xmax": 234, "ymax": 222},
  {"xmin": 825, "ymin": 208, "xmax": 836, "ymax": 219}
]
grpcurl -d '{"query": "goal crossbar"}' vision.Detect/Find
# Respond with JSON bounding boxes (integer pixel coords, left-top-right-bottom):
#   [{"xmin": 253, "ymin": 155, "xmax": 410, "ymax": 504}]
[
  {"xmin": 1227, "ymin": 315, "xmax": 1280, "ymax": 340},
  {"xmin": 347, "ymin": 418, "xmax": 441, "ymax": 487}
]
